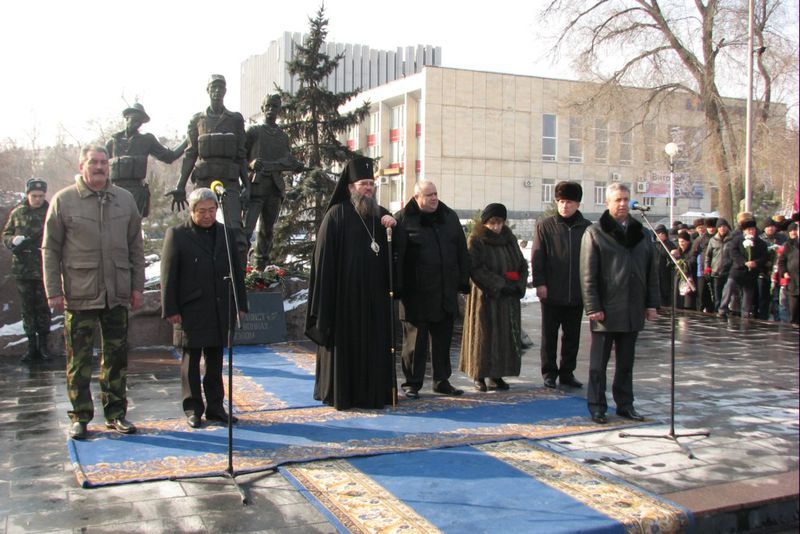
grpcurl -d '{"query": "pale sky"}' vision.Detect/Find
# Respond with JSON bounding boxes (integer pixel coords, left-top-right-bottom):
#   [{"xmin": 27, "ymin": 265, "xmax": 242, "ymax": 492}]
[{"xmin": 0, "ymin": 0, "xmax": 562, "ymax": 146}]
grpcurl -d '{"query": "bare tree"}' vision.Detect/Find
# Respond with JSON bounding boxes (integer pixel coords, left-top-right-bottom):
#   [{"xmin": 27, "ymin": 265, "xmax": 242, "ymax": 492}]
[{"xmin": 540, "ymin": 0, "xmax": 798, "ymax": 220}]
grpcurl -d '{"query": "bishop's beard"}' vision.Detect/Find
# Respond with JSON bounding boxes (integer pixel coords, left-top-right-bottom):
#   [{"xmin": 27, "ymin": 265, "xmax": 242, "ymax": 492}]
[{"xmin": 350, "ymin": 191, "xmax": 380, "ymax": 218}]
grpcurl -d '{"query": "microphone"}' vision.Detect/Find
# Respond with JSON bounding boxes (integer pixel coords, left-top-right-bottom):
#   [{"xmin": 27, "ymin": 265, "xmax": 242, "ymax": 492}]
[
  {"xmin": 628, "ymin": 200, "xmax": 651, "ymax": 212},
  {"xmin": 209, "ymin": 180, "xmax": 226, "ymax": 198}
]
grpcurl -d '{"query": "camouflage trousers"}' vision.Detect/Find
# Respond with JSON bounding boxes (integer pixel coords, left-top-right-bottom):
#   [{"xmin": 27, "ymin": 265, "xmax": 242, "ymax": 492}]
[
  {"xmin": 16, "ymin": 279, "xmax": 51, "ymax": 337},
  {"xmin": 64, "ymin": 306, "xmax": 129, "ymax": 423}
]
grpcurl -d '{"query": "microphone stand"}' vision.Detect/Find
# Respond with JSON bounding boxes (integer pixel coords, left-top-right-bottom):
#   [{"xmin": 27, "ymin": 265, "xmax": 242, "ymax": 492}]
[
  {"xmin": 170, "ymin": 186, "xmax": 275, "ymax": 505},
  {"xmin": 618, "ymin": 208, "xmax": 710, "ymax": 459}
]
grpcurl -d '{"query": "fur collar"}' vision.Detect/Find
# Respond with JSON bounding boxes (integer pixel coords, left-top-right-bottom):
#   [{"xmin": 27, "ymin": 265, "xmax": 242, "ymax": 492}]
[
  {"xmin": 471, "ymin": 223, "xmax": 516, "ymax": 245},
  {"xmin": 599, "ymin": 210, "xmax": 645, "ymax": 249},
  {"xmin": 403, "ymin": 197, "xmax": 448, "ymax": 221}
]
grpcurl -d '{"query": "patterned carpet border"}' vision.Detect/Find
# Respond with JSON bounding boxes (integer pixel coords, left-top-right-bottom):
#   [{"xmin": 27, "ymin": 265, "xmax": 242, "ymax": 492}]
[{"xmin": 282, "ymin": 440, "xmax": 692, "ymax": 534}]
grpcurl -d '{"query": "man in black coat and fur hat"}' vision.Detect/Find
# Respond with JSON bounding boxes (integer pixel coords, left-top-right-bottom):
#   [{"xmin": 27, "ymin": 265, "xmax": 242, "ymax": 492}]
[{"xmin": 531, "ymin": 181, "xmax": 591, "ymax": 389}]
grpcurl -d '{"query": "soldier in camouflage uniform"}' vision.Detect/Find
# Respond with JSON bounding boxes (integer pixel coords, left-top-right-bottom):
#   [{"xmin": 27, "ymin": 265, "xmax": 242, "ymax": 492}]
[
  {"xmin": 106, "ymin": 103, "xmax": 188, "ymax": 217},
  {"xmin": 166, "ymin": 74, "xmax": 251, "ymax": 269},
  {"xmin": 2, "ymin": 178, "xmax": 52, "ymax": 361},
  {"xmin": 243, "ymin": 93, "xmax": 303, "ymax": 269},
  {"xmin": 43, "ymin": 146, "xmax": 145, "ymax": 440}
]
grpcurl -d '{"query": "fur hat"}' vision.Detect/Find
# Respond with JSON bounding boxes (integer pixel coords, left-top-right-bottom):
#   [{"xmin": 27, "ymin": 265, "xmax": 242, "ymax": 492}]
[
  {"xmin": 740, "ymin": 219, "xmax": 757, "ymax": 231},
  {"xmin": 554, "ymin": 181, "xmax": 582, "ymax": 202},
  {"xmin": 26, "ymin": 178, "xmax": 47, "ymax": 194},
  {"xmin": 481, "ymin": 203, "xmax": 507, "ymax": 223}
]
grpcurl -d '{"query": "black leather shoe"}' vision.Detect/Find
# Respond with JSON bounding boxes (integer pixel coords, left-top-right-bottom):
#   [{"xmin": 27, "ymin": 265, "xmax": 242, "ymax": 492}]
[
  {"xmin": 474, "ymin": 378, "xmax": 487, "ymax": 392},
  {"xmin": 560, "ymin": 376, "xmax": 583, "ymax": 388},
  {"xmin": 187, "ymin": 415, "xmax": 202, "ymax": 428},
  {"xmin": 433, "ymin": 381, "xmax": 464, "ymax": 396},
  {"xmin": 543, "ymin": 377, "xmax": 557, "ymax": 389},
  {"xmin": 616, "ymin": 408, "xmax": 645, "ymax": 421},
  {"xmin": 591, "ymin": 412, "xmax": 607, "ymax": 424},
  {"xmin": 206, "ymin": 412, "xmax": 238, "ymax": 424},
  {"xmin": 105, "ymin": 417, "xmax": 137, "ymax": 434},
  {"xmin": 69, "ymin": 421, "xmax": 88, "ymax": 440},
  {"xmin": 403, "ymin": 387, "xmax": 420, "ymax": 399},
  {"xmin": 489, "ymin": 377, "xmax": 510, "ymax": 390}
]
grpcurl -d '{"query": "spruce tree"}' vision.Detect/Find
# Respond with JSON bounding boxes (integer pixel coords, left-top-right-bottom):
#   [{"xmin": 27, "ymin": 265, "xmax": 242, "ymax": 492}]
[{"xmin": 272, "ymin": 4, "xmax": 370, "ymax": 273}]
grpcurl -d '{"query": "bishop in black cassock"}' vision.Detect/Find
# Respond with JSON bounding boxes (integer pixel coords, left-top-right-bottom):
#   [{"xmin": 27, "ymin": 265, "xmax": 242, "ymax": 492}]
[{"xmin": 305, "ymin": 157, "xmax": 395, "ymax": 410}]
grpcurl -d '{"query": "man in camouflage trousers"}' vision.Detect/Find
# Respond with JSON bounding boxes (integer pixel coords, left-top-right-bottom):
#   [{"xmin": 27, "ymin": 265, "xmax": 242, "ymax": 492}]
[
  {"xmin": 43, "ymin": 146, "xmax": 145, "ymax": 440},
  {"xmin": 2, "ymin": 178, "xmax": 52, "ymax": 361}
]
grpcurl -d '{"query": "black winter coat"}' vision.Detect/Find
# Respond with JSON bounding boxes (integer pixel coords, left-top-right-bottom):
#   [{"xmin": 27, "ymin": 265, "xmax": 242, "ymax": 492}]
[
  {"xmin": 580, "ymin": 212, "xmax": 659, "ymax": 333},
  {"xmin": 779, "ymin": 238, "xmax": 799, "ymax": 297},
  {"xmin": 531, "ymin": 211, "xmax": 591, "ymax": 306},
  {"xmin": 161, "ymin": 221, "xmax": 247, "ymax": 348},
  {"xmin": 394, "ymin": 198, "xmax": 469, "ymax": 322},
  {"xmin": 729, "ymin": 233, "xmax": 768, "ymax": 287}
]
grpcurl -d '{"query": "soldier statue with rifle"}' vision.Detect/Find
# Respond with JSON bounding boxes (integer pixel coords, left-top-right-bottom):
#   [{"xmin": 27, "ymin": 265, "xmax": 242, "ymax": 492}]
[{"xmin": 243, "ymin": 93, "xmax": 304, "ymax": 270}]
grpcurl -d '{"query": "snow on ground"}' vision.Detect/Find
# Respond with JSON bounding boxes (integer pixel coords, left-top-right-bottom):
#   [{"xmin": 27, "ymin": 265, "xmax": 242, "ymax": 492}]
[{"xmin": 284, "ymin": 288, "xmax": 308, "ymax": 312}]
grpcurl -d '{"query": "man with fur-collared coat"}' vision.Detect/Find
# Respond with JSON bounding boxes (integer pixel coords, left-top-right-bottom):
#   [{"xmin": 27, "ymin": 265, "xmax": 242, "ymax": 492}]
[
  {"xmin": 394, "ymin": 181, "xmax": 470, "ymax": 398},
  {"xmin": 580, "ymin": 183, "xmax": 659, "ymax": 424}
]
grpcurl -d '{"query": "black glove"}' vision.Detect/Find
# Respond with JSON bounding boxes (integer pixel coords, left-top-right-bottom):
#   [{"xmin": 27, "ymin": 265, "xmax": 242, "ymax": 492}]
[
  {"xmin": 166, "ymin": 189, "xmax": 187, "ymax": 212},
  {"xmin": 499, "ymin": 285, "xmax": 517, "ymax": 297}
]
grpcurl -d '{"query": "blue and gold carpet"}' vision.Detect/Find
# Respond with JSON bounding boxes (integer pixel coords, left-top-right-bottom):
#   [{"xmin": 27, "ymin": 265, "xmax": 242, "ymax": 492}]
[
  {"xmin": 282, "ymin": 440, "xmax": 692, "ymax": 533},
  {"xmin": 68, "ymin": 344, "xmax": 625, "ymax": 487}
]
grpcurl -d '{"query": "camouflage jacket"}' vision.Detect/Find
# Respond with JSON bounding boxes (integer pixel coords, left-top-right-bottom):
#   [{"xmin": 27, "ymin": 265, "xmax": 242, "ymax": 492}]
[{"xmin": 2, "ymin": 199, "xmax": 48, "ymax": 280}]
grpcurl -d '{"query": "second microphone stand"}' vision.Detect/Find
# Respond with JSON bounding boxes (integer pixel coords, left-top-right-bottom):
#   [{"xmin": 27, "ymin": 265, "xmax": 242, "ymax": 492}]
[{"xmin": 618, "ymin": 208, "xmax": 710, "ymax": 459}]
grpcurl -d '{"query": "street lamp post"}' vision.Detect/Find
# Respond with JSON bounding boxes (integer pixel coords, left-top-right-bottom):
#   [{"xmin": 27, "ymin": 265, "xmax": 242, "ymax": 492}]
[{"xmin": 665, "ymin": 142, "xmax": 680, "ymax": 228}]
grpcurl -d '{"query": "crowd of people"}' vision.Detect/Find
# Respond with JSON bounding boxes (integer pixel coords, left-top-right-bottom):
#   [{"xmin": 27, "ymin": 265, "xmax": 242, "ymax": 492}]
[
  {"xmin": 3, "ymin": 142, "xmax": 799, "ymax": 439},
  {"xmin": 653, "ymin": 212, "xmax": 799, "ymax": 323}
]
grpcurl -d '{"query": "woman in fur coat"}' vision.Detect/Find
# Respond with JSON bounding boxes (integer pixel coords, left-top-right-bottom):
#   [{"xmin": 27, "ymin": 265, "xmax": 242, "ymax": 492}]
[{"xmin": 459, "ymin": 203, "xmax": 528, "ymax": 392}]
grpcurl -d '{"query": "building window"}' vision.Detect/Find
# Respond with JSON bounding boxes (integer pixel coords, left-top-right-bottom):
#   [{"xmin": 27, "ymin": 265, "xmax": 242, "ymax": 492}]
[
  {"xmin": 569, "ymin": 117, "xmax": 583, "ymax": 163},
  {"xmin": 346, "ymin": 125, "xmax": 359, "ymax": 151},
  {"xmin": 594, "ymin": 181, "xmax": 606, "ymax": 205},
  {"xmin": 367, "ymin": 113, "xmax": 379, "ymax": 159},
  {"xmin": 619, "ymin": 122, "xmax": 633, "ymax": 165},
  {"xmin": 542, "ymin": 114, "xmax": 557, "ymax": 162},
  {"xmin": 643, "ymin": 122, "xmax": 655, "ymax": 164},
  {"xmin": 542, "ymin": 179, "xmax": 555, "ymax": 204},
  {"xmin": 595, "ymin": 119, "xmax": 608, "ymax": 164},
  {"xmin": 643, "ymin": 196, "xmax": 655, "ymax": 207},
  {"xmin": 390, "ymin": 105, "xmax": 405, "ymax": 169}
]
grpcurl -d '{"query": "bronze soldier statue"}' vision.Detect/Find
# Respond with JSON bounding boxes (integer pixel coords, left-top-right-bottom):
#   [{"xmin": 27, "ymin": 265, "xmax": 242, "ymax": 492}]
[
  {"xmin": 106, "ymin": 103, "xmax": 187, "ymax": 217},
  {"xmin": 166, "ymin": 75, "xmax": 251, "ymax": 269},
  {"xmin": 243, "ymin": 94, "xmax": 303, "ymax": 270}
]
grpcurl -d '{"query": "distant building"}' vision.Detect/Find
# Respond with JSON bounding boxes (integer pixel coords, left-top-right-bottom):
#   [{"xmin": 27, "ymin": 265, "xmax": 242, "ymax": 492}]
[
  {"xmin": 337, "ymin": 66, "xmax": 763, "ymax": 230},
  {"xmin": 240, "ymin": 31, "xmax": 441, "ymax": 122}
]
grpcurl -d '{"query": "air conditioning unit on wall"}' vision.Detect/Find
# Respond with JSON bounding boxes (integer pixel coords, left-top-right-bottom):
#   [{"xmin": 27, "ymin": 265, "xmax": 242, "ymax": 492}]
[
  {"xmin": 522, "ymin": 179, "xmax": 534, "ymax": 188},
  {"xmin": 636, "ymin": 182, "xmax": 648, "ymax": 193},
  {"xmin": 610, "ymin": 172, "xmax": 621, "ymax": 181}
]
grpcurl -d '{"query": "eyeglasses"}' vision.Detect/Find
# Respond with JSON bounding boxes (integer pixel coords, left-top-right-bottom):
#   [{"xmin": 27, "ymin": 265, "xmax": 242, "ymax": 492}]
[{"xmin": 193, "ymin": 207, "xmax": 217, "ymax": 215}]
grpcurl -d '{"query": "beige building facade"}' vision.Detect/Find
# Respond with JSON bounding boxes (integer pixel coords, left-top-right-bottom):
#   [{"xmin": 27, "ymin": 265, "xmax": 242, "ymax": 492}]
[{"xmin": 340, "ymin": 66, "xmax": 721, "ymax": 226}]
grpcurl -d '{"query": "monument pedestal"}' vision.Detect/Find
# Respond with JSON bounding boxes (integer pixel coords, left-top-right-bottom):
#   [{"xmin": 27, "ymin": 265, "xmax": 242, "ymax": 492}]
[{"xmin": 234, "ymin": 290, "xmax": 287, "ymax": 345}]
